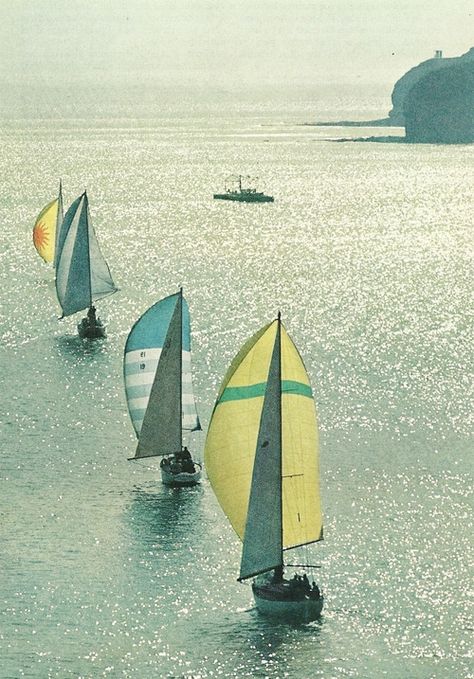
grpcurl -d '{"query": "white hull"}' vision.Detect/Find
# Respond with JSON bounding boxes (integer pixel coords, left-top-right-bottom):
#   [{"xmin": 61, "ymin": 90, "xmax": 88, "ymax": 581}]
[
  {"xmin": 160, "ymin": 466, "xmax": 202, "ymax": 487},
  {"xmin": 252, "ymin": 584, "xmax": 323, "ymax": 623}
]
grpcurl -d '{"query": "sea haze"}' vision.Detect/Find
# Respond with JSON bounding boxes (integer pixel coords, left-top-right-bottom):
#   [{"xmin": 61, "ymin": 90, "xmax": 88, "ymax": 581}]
[{"xmin": 0, "ymin": 83, "xmax": 472, "ymax": 678}]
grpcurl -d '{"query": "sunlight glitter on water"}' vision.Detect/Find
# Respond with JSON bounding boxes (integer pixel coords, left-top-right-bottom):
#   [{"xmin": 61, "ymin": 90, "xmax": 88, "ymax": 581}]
[{"xmin": 1, "ymin": 89, "xmax": 473, "ymax": 677}]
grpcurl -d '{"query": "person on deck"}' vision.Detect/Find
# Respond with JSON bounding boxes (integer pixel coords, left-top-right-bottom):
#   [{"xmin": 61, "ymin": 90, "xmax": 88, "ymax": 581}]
[
  {"xmin": 178, "ymin": 446, "xmax": 195, "ymax": 473},
  {"xmin": 272, "ymin": 565, "xmax": 284, "ymax": 583},
  {"xmin": 181, "ymin": 447, "xmax": 192, "ymax": 461},
  {"xmin": 87, "ymin": 306, "xmax": 97, "ymax": 325},
  {"xmin": 170, "ymin": 461, "xmax": 182, "ymax": 473}
]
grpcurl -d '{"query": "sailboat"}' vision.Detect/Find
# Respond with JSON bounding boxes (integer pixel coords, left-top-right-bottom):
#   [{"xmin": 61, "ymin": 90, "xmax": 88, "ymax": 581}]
[
  {"xmin": 55, "ymin": 191, "xmax": 117, "ymax": 338},
  {"xmin": 205, "ymin": 314, "xmax": 324, "ymax": 622},
  {"xmin": 32, "ymin": 182, "xmax": 64, "ymax": 264},
  {"xmin": 124, "ymin": 289, "xmax": 202, "ymax": 486}
]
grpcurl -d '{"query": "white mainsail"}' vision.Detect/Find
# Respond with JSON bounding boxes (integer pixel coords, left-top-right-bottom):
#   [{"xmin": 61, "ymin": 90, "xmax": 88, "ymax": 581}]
[{"xmin": 55, "ymin": 192, "xmax": 117, "ymax": 317}]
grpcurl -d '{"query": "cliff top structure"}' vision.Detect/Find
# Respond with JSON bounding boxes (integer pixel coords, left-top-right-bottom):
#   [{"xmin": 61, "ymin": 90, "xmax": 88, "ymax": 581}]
[{"xmin": 313, "ymin": 47, "xmax": 474, "ymax": 133}]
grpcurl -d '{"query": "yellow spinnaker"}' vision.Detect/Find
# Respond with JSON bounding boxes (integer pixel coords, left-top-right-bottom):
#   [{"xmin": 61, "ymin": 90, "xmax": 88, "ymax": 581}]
[
  {"xmin": 33, "ymin": 198, "xmax": 59, "ymax": 263},
  {"xmin": 205, "ymin": 320, "xmax": 323, "ymax": 550}
]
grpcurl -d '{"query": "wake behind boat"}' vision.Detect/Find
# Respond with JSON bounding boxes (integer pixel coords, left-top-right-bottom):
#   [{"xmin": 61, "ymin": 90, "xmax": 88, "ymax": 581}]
[
  {"xmin": 213, "ymin": 175, "xmax": 274, "ymax": 203},
  {"xmin": 124, "ymin": 289, "xmax": 202, "ymax": 486},
  {"xmin": 55, "ymin": 191, "xmax": 117, "ymax": 338},
  {"xmin": 205, "ymin": 314, "xmax": 324, "ymax": 623}
]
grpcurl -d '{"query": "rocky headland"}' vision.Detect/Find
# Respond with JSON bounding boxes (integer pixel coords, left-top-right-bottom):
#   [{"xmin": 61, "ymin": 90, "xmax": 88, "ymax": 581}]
[
  {"xmin": 404, "ymin": 60, "xmax": 474, "ymax": 143},
  {"xmin": 311, "ymin": 47, "xmax": 474, "ymax": 143}
]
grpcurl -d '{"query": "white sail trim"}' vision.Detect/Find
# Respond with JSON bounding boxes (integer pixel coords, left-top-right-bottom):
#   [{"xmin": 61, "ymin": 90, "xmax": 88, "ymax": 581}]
[
  {"xmin": 124, "ymin": 348, "xmax": 162, "ymax": 364},
  {"xmin": 128, "ymin": 393, "xmax": 196, "ymax": 410},
  {"xmin": 126, "ymin": 372, "xmax": 159, "ymax": 387},
  {"xmin": 124, "ymin": 348, "xmax": 199, "ymax": 436}
]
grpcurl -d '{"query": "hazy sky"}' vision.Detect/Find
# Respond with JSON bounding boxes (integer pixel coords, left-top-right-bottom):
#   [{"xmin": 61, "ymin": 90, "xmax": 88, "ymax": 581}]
[{"xmin": 0, "ymin": 0, "xmax": 472, "ymax": 87}]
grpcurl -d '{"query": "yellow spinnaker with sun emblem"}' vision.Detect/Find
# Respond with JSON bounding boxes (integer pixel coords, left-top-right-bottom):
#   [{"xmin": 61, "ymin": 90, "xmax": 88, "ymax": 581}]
[
  {"xmin": 205, "ymin": 318, "xmax": 323, "ymax": 578},
  {"xmin": 32, "ymin": 184, "xmax": 63, "ymax": 264}
]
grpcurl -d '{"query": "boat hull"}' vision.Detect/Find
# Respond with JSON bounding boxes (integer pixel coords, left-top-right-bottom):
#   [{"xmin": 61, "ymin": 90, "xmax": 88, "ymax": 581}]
[
  {"xmin": 213, "ymin": 193, "xmax": 274, "ymax": 203},
  {"xmin": 77, "ymin": 321, "xmax": 106, "ymax": 339},
  {"xmin": 160, "ymin": 466, "xmax": 202, "ymax": 486},
  {"xmin": 160, "ymin": 462, "xmax": 202, "ymax": 487},
  {"xmin": 252, "ymin": 583, "xmax": 323, "ymax": 623}
]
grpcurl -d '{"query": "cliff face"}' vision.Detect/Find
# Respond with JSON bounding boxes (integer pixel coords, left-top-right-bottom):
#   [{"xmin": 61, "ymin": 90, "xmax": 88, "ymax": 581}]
[
  {"xmin": 389, "ymin": 47, "xmax": 474, "ymax": 126},
  {"xmin": 404, "ymin": 61, "xmax": 474, "ymax": 143},
  {"xmin": 388, "ymin": 59, "xmax": 451, "ymax": 125}
]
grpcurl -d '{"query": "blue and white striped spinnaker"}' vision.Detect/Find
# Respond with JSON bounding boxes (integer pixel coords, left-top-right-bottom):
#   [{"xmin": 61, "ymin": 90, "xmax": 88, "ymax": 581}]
[
  {"xmin": 124, "ymin": 291, "xmax": 201, "ymax": 459},
  {"xmin": 55, "ymin": 192, "xmax": 117, "ymax": 317}
]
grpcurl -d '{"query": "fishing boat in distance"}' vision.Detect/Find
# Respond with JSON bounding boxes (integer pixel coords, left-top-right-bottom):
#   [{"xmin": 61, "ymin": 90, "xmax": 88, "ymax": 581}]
[
  {"xmin": 205, "ymin": 314, "xmax": 324, "ymax": 623},
  {"xmin": 32, "ymin": 182, "xmax": 64, "ymax": 265},
  {"xmin": 124, "ymin": 289, "xmax": 202, "ymax": 486},
  {"xmin": 213, "ymin": 175, "xmax": 274, "ymax": 203},
  {"xmin": 55, "ymin": 191, "xmax": 117, "ymax": 339}
]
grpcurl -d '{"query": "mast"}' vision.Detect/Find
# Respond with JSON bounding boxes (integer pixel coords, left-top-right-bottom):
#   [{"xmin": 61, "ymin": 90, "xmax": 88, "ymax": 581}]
[
  {"xmin": 179, "ymin": 287, "xmax": 183, "ymax": 451},
  {"xmin": 54, "ymin": 180, "xmax": 63, "ymax": 268},
  {"xmin": 277, "ymin": 311, "xmax": 283, "ymax": 572},
  {"xmin": 84, "ymin": 191, "xmax": 93, "ymax": 309}
]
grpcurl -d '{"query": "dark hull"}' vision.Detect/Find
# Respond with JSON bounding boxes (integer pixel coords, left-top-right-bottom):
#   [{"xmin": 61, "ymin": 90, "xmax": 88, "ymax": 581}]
[
  {"xmin": 213, "ymin": 192, "xmax": 274, "ymax": 203},
  {"xmin": 252, "ymin": 582, "xmax": 323, "ymax": 622},
  {"xmin": 77, "ymin": 321, "xmax": 106, "ymax": 339}
]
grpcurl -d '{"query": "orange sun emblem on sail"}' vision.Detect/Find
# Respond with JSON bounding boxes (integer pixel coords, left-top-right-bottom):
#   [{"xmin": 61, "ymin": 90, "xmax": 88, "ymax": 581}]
[{"xmin": 33, "ymin": 221, "xmax": 49, "ymax": 250}]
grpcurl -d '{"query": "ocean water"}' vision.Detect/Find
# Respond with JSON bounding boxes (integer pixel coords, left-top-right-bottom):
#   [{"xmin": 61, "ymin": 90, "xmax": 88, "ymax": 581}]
[{"xmin": 0, "ymin": 84, "xmax": 473, "ymax": 679}]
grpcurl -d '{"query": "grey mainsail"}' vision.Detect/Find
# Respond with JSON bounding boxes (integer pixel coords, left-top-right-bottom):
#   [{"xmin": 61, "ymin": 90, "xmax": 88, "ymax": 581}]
[
  {"xmin": 134, "ymin": 294, "xmax": 183, "ymax": 459},
  {"xmin": 239, "ymin": 319, "xmax": 283, "ymax": 580}
]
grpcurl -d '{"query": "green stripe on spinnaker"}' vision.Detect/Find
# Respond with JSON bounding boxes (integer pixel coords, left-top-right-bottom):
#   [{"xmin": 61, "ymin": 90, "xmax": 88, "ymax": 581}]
[{"xmin": 218, "ymin": 380, "xmax": 312, "ymax": 403}]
